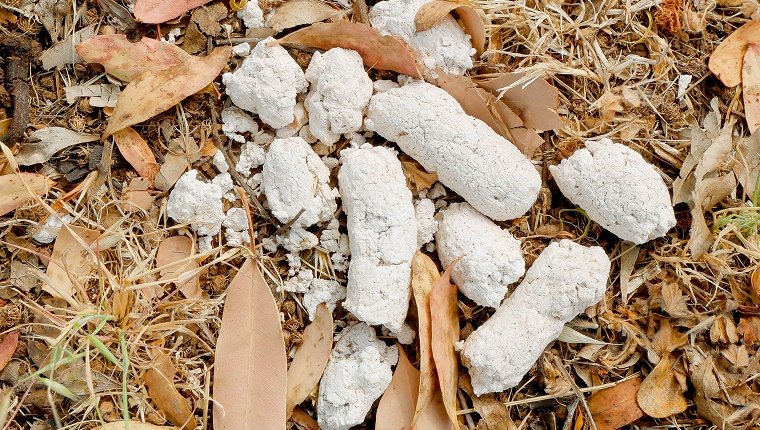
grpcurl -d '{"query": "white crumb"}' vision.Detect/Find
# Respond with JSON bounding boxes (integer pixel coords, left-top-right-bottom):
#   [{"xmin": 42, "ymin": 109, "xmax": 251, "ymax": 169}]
[
  {"xmin": 303, "ymin": 279, "xmax": 347, "ymax": 320},
  {"xmin": 237, "ymin": 0, "xmax": 265, "ymax": 28},
  {"xmin": 167, "ymin": 170, "xmax": 225, "ymax": 237},
  {"xmin": 221, "ymin": 106, "xmax": 259, "ymax": 143},
  {"xmin": 236, "ymin": 141, "xmax": 266, "ymax": 177}
]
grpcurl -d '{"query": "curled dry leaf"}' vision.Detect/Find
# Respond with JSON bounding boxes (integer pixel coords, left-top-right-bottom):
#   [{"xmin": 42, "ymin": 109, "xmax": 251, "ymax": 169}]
[
  {"xmin": 15, "ymin": 127, "xmax": 98, "ymax": 166},
  {"xmin": 0, "ymin": 173, "xmax": 53, "ymax": 217},
  {"xmin": 143, "ymin": 351, "xmax": 197, "ymax": 430},
  {"xmin": 437, "ymin": 73, "xmax": 544, "ymax": 156},
  {"xmin": 44, "ymin": 225, "xmax": 101, "ymax": 302},
  {"xmin": 0, "ymin": 331, "xmax": 19, "ymax": 373},
  {"xmin": 76, "ymin": 35, "xmax": 192, "ymax": 82},
  {"xmin": 376, "ymin": 346, "xmax": 419, "ymax": 430},
  {"xmin": 286, "ymin": 303, "xmax": 333, "ymax": 415},
  {"xmin": 743, "ymin": 43, "xmax": 760, "ymax": 133},
  {"xmin": 478, "ymin": 72, "xmax": 562, "ymax": 131},
  {"xmin": 636, "ymin": 355, "xmax": 688, "ymax": 419},
  {"xmin": 133, "ymin": 0, "xmax": 214, "ymax": 23},
  {"xmin": 268, "ymin": 0, "xmax": 344, "ymax": 33},
  {"xmin": 401, "ymin": 155, "xmax": 438, "ymax": 192},
  {"xmin": 112, "ymin": 127, "xmax": 160, "ymax": 183},
  {"xmin": 103, "ymin": 46, "xmax": 231, "ymax": 138},
  {"xmin": 691, "ymin": 355, "xmax": 760, "ymax": 430},
  {"xmin": 587, "ymin": 376, "xmax": 644, "ymax": 430},
  {"xmin": 213, "ymin": 259, "xmax": 287, "ymax": 430},
  {"xmin": 277, "ymin": 21, "xmax": 421, "ymax": 77},
  {"xmin": 94, "ymin": 423, "xmax": 176, "ymax": 430},
  {"xmin": 123, "ymin": 177, "xmax": 157, "ymax": 212},
  {"xmin": 410, "ymin": 252, "xmax": 440, "ymax": 425},
  {"xmin": 708, "ymin": 21, "xmax": 760, "ymax": 87},
  {"xmin": 429, "ymin": 263, "xmax": 460, "ymax": 430},
  {"xmin": 414, "ymin": 0, "xmax": 485, "ymax": 55},
  {"xmin": 291, "ymin": 408, "xmax": 320, "ymax": 430},
  {"xmin": 156, "ymin": 236, "xmax": 201, "ymax": 300}
]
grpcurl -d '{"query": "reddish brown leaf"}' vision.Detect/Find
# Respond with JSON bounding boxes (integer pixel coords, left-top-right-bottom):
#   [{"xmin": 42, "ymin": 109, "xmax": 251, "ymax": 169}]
[
  {"xmin": 213, "ymin": 259, "xmax": 287, "ymax": 430},
  {"xmin": 156, "ymin": 236, "xmax": 201, "ymax": 300},
  {"xmin": 103, "ymin": 46, "xmax": 231, "ymax": 138},
  {"xmin": 410, "ymin": 252, "xmax": 440, "ymax": 425},
  {"xmin": 277, "ymin": 21, "xmax": 421, "ymax": 77},
  {"xmin": 133, "ymin": 0, "xmax": 214, "ymax": 24},
  {"xmin": 286, "ymin": 303, "xmax": 333, "ymax": 414},
  {"xmin": 376, "ymin": 347, "xmax": 419, "ymax": 430},
  {"xmin": 76, "ymin": 35, "xmax": 192, "ymax": 82},
  {"xmin": 123, "ymin": 177, "xmax": 157, "ymax": 212},
  {"xmin": 143, "ymin": 351, "xmax": 197, "ymax": 430},
  {"xmin": 113, "ymin": 127, "xmax": 160, "ymax": 183},
  {"xmin": 429, "ymin": 264, "xmax": 460, "ymax": 430},
  {"xmin": 637, "ymin": 355, "xmax": 688, "ymax": 418},
  {"xmin": 588, "ymin": 376, "xmax": 645, "ymax": 430},
  {"xmin": 291, "ymin": 408, "xmax": 320, "ymax": 430},
  {"xmin": 0, "ymin": 331, "xmax": 19, "ymax": 372},
  {"xmin": 414, "ymin": 0, "xmax": 485, "ymax": 55},
  {"xmin": 709, "ymin": 21, "xmax": 760, "ymax": 87},
  {"xmin": 478, "ymin": 72, "xmax": 562, "ymax": 131}
]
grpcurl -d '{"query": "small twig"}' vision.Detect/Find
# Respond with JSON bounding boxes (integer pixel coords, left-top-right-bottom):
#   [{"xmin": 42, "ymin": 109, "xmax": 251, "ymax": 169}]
[
  {"xmin": 553, "ymin": 356, "xmax": 598, "ymax": 430},
  {"xmin": 273, "ymin": 207, "xmax": 306, "ymax": 237},
  {"xmin": 215, "ymin": 36, "xmax": 267, "ymax": 46}
]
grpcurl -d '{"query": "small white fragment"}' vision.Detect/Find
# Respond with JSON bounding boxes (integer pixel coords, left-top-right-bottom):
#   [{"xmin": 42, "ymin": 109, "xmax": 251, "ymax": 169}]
[
  {"xmin": 391, "ymin": 323, "xmax": 416, "ymax": 345},
  {"xmin": 677, "ymin": 74, "xmax": 692, "ymax": 99},
  {"xmin": 367, "ymin": 81, "xmax": 540, "ymax": 221},
  {"xmin": 338, "ymin": 146, "xmax": 416, "ymax": 332},
  {"xmin": 275, "ymin": 102, "xmax": 308, "ymax": 138},
  {"xmin": 236, "ymin": 142, "xmax": 266, "ymax": 177},
  {"xmin": 212, "ymin": 172, "xmax": 234, "ymax": 199},
  {"xmin": 167, "ymin": 170, "xmax": 225, "ymax": 236},
  {"xmin": 198, "ymin": 235, "xmax": 213, "ymax": 253},
  {"xmin": 549, "ymin": 139, "xmax": 676, "ymax": 244},
  {"xmin": 436, "ymin": 203, "xmax": 524, "ymax": 308},
  {"xmin": 237, "ymin": 0, "xmax": 265, "ymax": 28},
  {"xmin": 318, "ymin": 323, "xmax": 398, "ymax": 430},
  {"xmin": 461, "ymin": 240, "xmax": 610, "ymax": 395},
  {"xmin": 32, "ymin": 214, "xmax": 73, "ymax": 244},
  {"xmin": 224, "ymin": 229, "xmax": 251, "ymax": 247},
  {"xmin": 283, "ymin": 269, "xmax": 314, "ymax": 293},
  {"xmin": 223, "ymin": 207, "xmax": 249, "ymax": 232},
  {"xmin": 303, "ymin": 279, "xmax": 347, "ymax": 320},
  {"xmin": 222, "ymin": 37, "xmax": 308, "ymax": 128},
  {"xmin": 414, "ymin": 198, "xmax": 437, "ymax": 247},
  {"xmin": 212, "ymin": 150, "xmax": 229, "ymax": 173},
  {"xmin": 232, "ymin": 42, "xmax": 251, "ymax": 57},
  {"xmin": 221, "ymin": 106, "xmax": 259, "ymax": 143},
  {"xmin": 305, "ymin": 48, "xmax": 373, "ymax": 144},
  {"xmin": 369, "ymin": 0, "xmax": 475, "ymax": 76}
]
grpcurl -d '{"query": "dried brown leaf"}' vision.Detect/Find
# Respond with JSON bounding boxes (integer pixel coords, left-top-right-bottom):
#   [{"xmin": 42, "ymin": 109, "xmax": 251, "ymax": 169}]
[
  {"xmin": 708, "ymin": 21, "xmax": 760, "ymax": 87},
  {"xmin": 76, "ymin": 35, "xmax": 192, "ymax": 82},
  {"xmin": 41, "ymin": 25, "xmax": 98, "ymax": 70},
  {"xmin": 277, "ymin": 21, "xmax": 421, "ymax": 77},
  {"xmin": 743, "ymin": 43, "xmax": 760, "ymax": 133},
  {"xmin": 44, "ymin": 225, "xmax": 101, "ymax": 302},
  {"xmin": 587, "ymin": 376, "xmax": 645, "ymax": 430},
  {"xmin": 376, "ymin": 346, "xmax": 419, "ymax": 430},
  {"xmin": 0, "ymin": 173, "xmax": 53, "ymax": 216},
  {"xmin": 410, "ymin": 252, "xmax": 440, "ymax": 426},
  {"xmin": 734, "ymin": 132, "xmax": 760, "ymax": 199},
  {"xmin": 691, "ymin": 356, "xmax": 760, "ymax": 430},
  {"xmin": 213, "ymin": 258, "xmax": 287, "ymax": 430},
  {"xmin": 123, "ymin": 177, "xmax": 157, "ymax": 212},
  {"xmin": 430, "ymin": 264, "xmax": 460, "ymax": 430},
  {"xmin": 637, "ymin": 355, "xmax": 688, "ymax": 418},
  {"xmin": 291, "ymin": 408, "xmax": 320, "ymax": 430},
  {"xmin": 113, "ymin": 127, "xmax": 160, "ymax": 183},
  {"xmin": 478, "ymin": 72, "xmax": 562, "ymax": 131},
  {"xmin": 94, "ymin": 423, "xmax": 176, "ymax": 430},
  {"xmin": 268, "ymin": 0, "xmax": 343, "ymax": 33},
  {"xmin": 0, "ymin": 331, "xmax": 19, "ymax": 372},
  {"xmin": 143, "ymin": 351, "xmax": 197, "ymax": 429},
  {"xmin": 414, "ymin": 0, "xmax": 485, "ymax": 55},
  {"xmin": 103, "ymin": 46, "xmax": 231, "ymax": 138},
  {"xmin": 401, "ymin": 156, "xmax": 438, "ymax": 192},
  {"xmin": 133, "ymin": 0, "xmax": 214, "ymax": 23},
  {"xmin": 15, "ymin": 127, "xmax": 99, "ymax": 166},
  {"xmin": 156, "ymin": 236, "xmax": 201, "ymax": 300},
  {"xmin": 286, "ymin": 303, "xmax": 333, "ymax": 414}
]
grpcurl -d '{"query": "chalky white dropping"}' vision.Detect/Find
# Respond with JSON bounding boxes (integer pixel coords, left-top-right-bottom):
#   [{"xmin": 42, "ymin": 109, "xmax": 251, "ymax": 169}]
[
  {"xmin": 366, "ymin": 80, "xmax": 540, "ymax": 221},
  {"xmin": 549, "ymin": 139, "xmax": 676, "ymax": 244},
  {"xmin": 436, "ymin": 203, "xmax": 524, "ymax": 308},
  {"xmin": 338, "ymin": 146, "xmax": 417, "ymax": 332},
  {"xmin": 461, "ymin": 240, "xmax": 610, "ymax": 395},
  {"xmin": 305, "ymin": 48, "xmax": 373, "ymax": 144},
  {"xmin": 166, "ymin": 170, "xmax": 225, "ymax": 237}
]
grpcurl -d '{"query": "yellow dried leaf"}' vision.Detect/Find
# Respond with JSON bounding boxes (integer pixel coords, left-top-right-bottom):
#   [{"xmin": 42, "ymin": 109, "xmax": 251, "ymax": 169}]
[
  {"xmin": 376, "ymin": 347, "xmax": 419, "ymax": 430},
  {"xmin": 637, "ymin": 355, "xmax": 688, "ymax": 418},
  {"xmin": 743, "ymin": 43, "xmax": 760, "ymax": 133},
  {"xmin": 286, "ymin": 303, "xmax": 333, "ymax": 414},
  {"xmin": 429, "ymin": 263, "xmax": 459, "ymax": 430},
  {"xmin": 401, "ymin": 156, "xmax": 438, "ymax": 192},
  {"xmin": 410, "ymin": 252, "xmax": 440, "ymax": 425},
  {"xmin": 213, "ymin": 259, "xmax": 287, "ymax": 430},
  {"xmin": 268, "ymin": 0, "xmax": 343, "ymax": 33},
  {"xmin": 709, "ymin": 21, "xmax": 760, "ymax": 87},
  {"xmin": 44, "ymin": 225, "xmax": 101, "ymax": 302},
  {"xmin": 0, "ymin": 173, "xmax": 53, "ymax": 217},
  {"xmin": 414, "ymin": 0, "xmax": 485, "ymax": 55},
  {"xmin": 143, "ymin": 351, "xmax": 197, "ymax": 429}
]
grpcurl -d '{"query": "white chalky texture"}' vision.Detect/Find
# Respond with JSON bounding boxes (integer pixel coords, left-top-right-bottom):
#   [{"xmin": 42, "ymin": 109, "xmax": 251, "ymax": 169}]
[
  {"xmin": 305, "ymin": 48, "xmax": 373, "ymax": 144},
  {"xmin": 262, "ymin": 137, "xmax": 337, "ymax": 228},
  {"xmin": 236, "ymin": 141, "xmax": 266, "ymax": 177},
  {"xmin": 221, "ymin": 106, "xmax": 258, "ymax": 143},
  {"xmin": 303, "ymin": 279, "xmax": 347, "ymax": 320},
  {"xmin": 32, "ymin": 214, "xmax": 73, "ymax": 244},
  {"xmin": 415, "ymin": 198, "xmax": 437, "ymax": 247},
  {"xmin": 369, "ymin": 0, "xmax": 475, "ymax": 76},
  {"xmin": 338, "ymin": 146, "xmax": 417, "ymax": 332},
  {"xmin": 222, "ymin": 37, "xmax": 307, "ymax": 129},
  {"xmin": 366, "ymin": 81, "xmax": 541, "ymax": 221},
  {"xmin": 275, "ymin": 102, "xmax": 308, "ymax": 139},
  {"xmin": 549, "ymin": 139, "xmax": 676, "ymax": 244},
  {"xmin": 167, "ymin": 170, "xmax": 225, "ymax": 236},
  {"xmin": 317, "ymin": 323, "xmax": 398, "ymax": 430},
  {"xmin": 436, "ymin": 203, "xmax": 524, "ymax": 308},
  {"xmin": 212, "ymin": 150, "xmax": 229, "ymax": 173},
  {"xmin": 237, "ymin": 1, "xmax": 265, "ymax": 28},
  {"xmin": 461, "ymin": 240, "xmax": 610, "ymax": 395}
]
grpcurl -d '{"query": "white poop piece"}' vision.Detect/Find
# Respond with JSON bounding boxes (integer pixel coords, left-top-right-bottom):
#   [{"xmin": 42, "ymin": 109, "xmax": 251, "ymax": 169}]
[
  {"xmin": 436, "ymin": 203, "xmax": 524, "ymax": 308},
  {"xmin": 461, "ymin": 240, "xmax": 610, "ymax": 395},
  {"xmin": 167, "ymin": 170, "xmax": 225, "ymax": 237},
  {"xmin": 366, "ymin": 80, "xmax": 540, "ymax": 221},
  {"xmin": 222, "ymin": 37, "xmax": 308, "ymax": 129},
  {"xmin": 369, "ymin": 0, "xmax": 475, "ymax": 75},
  {"xmin": 317, "ymin": 323, "xmax": 398, "ymax": 430},
  {"xmin": 550, "ymin": 139, "xmax": 676, "ymax": 244},
  {"xmin": 338, "ymin": 146, "xmax": 417, "ymax": 332},
  {"xmin": 305, "ymin": 48, "xmax": 373, "ymax": 144}
]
